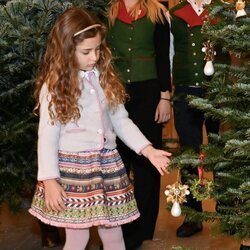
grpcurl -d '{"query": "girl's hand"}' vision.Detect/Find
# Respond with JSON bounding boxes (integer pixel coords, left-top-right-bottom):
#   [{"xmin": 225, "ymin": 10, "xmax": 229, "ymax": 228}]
[
  {"xmin": 43, "ymin": 179, "xmax": 67, "ymax": 212},
  {"xmin": 141, "ymin": 145, "xmax": 171, "ymax": 175}
]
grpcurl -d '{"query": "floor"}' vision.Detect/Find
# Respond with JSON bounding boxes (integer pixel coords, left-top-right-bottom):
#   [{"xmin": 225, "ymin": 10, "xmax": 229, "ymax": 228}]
[{"xmin": 0, "ymin": 170, "xmax": 241, "ymax": 250}]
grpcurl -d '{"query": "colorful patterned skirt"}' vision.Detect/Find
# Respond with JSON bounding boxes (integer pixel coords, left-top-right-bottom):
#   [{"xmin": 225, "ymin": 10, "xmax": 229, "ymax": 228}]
[{"xmin": 29, "ymin": 148, "xmax": 140, "ymax": 229}]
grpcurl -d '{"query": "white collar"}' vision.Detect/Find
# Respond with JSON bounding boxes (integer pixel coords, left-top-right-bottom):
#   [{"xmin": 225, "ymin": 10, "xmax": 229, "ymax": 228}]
[
  {"xmin": 79, "ymin": 67, "xmax": 99, "ymax": 80},
  {"xmin": 187, "ymin": 0, "xmax": 211, "ymax": 16}
]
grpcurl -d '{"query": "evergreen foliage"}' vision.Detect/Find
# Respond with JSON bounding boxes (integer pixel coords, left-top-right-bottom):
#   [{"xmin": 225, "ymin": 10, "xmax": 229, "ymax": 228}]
[
  {"xmin": 169, "ymin": 0, "xmax": 250, "ymax": 239},
  {"xmin": 0, "ymin": 0, "xmax": 109, "ymax": 212}
]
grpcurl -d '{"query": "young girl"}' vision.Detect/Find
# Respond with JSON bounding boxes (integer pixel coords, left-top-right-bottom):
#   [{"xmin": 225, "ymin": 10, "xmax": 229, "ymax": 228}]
[{"xmin": 29, "ymin": 7, "xmax": 171, "ymax": 250}]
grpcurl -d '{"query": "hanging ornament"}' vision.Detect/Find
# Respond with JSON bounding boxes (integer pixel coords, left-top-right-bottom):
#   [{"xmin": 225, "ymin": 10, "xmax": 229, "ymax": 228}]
[
  {"xmin": 164, "ymin": 170, "xmax": 190, "ymax": 217},
  {"xmin": 190, "ymin": 153, "xmax": 214, "ymax": 201},
  {"xmin": 235, "ymin": 0, "xmax": 247, "ymax": 18},
  {"xmin": 171, "ymin": 201, "xmax": 182, "ymax": 217},
  {"xmin": 204, "ymin": 61, "xmax": 214, "ymax": 76},
  {"xmin": 190, "ymin": 178, "xmax": 214, "ymax": 200},
  {"xmin": 202, "ymin": 40, "xmax": 216, "ymax": 76}
]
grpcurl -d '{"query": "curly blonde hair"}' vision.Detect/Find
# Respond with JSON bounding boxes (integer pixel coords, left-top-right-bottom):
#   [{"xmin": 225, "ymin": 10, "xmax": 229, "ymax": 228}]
[
  {"xmin": 34, "ymin": 7, "xmax": 127, "ymax": 124},
  {"xmin": 108, "ymin": 0, "xmax": 170, "ymax": 26}
]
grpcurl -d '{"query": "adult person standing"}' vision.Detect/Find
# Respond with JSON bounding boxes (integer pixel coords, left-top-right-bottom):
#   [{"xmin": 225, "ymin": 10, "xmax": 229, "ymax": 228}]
[
  {"xmin": 107, "ymin": 1, "xmax": 171, "ymax": 249},
  {"xmin": 170, "ymin": 0, "xmax": 220, "ymax": 237}
]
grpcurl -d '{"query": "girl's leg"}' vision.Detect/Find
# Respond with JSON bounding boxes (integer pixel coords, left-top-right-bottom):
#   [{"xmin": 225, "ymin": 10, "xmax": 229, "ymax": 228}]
[
  {"xmin": 63, "ymin": 228, "xmax": 90, "ymax": 250},
  {"xmin": 98, "ymin": 226, "xmax": 125, "ymax": 250}
]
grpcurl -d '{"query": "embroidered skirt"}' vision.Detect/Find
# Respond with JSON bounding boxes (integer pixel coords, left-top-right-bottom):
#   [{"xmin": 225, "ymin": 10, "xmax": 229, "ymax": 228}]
[{"xmin": 29, "ymin": 148, "xmax": 140, "ymax": 229}]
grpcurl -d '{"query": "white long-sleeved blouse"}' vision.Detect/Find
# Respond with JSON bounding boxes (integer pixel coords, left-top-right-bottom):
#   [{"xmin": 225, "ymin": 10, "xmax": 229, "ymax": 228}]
[{"xmin": 37, "ymin": 68, "xmax": 151, "ymax": 180}]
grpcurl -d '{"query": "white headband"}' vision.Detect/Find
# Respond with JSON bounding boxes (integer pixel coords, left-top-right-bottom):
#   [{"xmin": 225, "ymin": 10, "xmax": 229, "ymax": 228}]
[{"xmin": 73, "ymin": 24, "xmax": 102, "ymax": 37}]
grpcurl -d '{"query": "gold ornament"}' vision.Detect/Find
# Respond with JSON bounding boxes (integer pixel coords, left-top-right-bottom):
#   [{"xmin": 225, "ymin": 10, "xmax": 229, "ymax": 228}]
[
  {"xmin": 164, "ymin": 170, "xmax": 190, "ymax": 217},
  {"xmin": 235, "ymin": 0, "xmax": 247, "ymax": 18},
  {"xmin": 164, "ymin": 182, "xmax": 190, "ymax": 204},
  {"xmin": 202, "ymin": 40, "xmax": 216, "ymax": 62},
  {"xmin": 202, "ymin": 40, "xmax": 216, "ymax": 76},
  {"xmin": 164, "ymin": 167, "xmax": 190, "ymax": 204}
]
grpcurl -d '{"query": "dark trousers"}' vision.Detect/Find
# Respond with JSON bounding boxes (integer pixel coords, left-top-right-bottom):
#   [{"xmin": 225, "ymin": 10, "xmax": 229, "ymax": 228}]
[
  {"xmin": 173, "ymin": 86, "xmax": 219, "ymax": 212},
  {"xmin": 117, "ymin": 79, "xmax": 162, "ymax": 248}
]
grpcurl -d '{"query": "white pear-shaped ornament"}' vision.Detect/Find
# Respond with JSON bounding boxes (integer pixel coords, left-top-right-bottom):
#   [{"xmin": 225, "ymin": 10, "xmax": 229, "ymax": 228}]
[
  {"xmin": 236, "ymin": 9, "xmax": 247, "ymax": 17},
  {"xmin": 204, "ymin": 60, "xmax": 214, "ymax": 76},
  {"xmin": 171, "ymin": 201, "xmax": 182, "ymax": 217}
]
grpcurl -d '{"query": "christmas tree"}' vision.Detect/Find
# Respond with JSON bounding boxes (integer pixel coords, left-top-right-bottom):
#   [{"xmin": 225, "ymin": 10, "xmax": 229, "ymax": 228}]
[
  {"xmin": 167, "ymin": 0, "xmax": 249, "ymax": 241},
  {"xmin": 0, "ymin": 0, "xmax": 108, "ymax": 212}
]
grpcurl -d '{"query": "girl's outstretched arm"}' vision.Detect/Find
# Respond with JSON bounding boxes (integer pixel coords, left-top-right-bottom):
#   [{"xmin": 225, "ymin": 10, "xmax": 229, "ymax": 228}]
[{"xmin": 141, "ymin": 145, "xmax": 171, "ymax": 175}]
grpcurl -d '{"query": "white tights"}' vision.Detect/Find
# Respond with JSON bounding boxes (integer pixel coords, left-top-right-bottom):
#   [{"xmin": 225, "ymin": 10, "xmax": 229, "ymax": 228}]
[{"xmin": 63, "ymin": 226, "xmax": 125, "ymax": 250}]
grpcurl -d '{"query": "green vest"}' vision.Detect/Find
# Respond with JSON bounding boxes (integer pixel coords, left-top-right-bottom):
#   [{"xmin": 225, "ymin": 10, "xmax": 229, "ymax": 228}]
[
  {"xmin": 171, "ymin": 3, "xmax": 208, "ymax": 87},
  {"xmin": 108, "ymin": 17, "xmax": 157, "ymax": 84}
]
